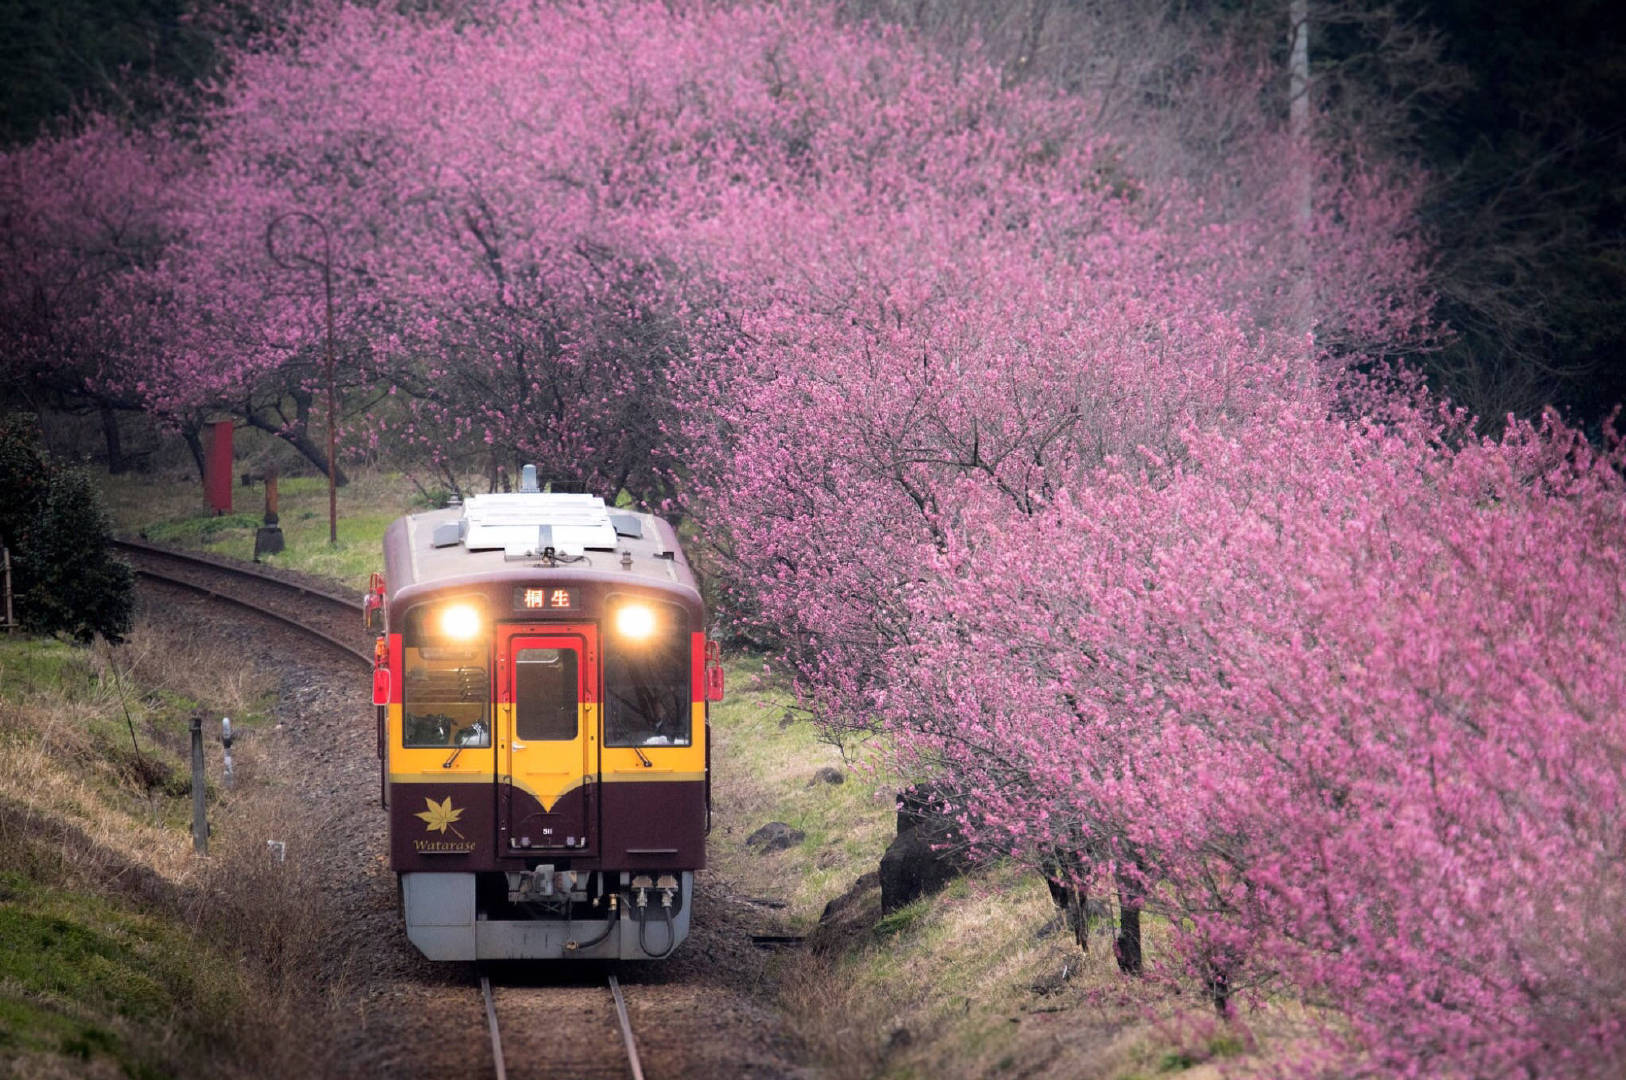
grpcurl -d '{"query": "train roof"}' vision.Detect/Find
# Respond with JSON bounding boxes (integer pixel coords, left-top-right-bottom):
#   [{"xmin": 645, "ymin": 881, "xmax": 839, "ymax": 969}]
[{"xmin": 382, "ymin": 493, "xmax": 699, "ymax": 604}]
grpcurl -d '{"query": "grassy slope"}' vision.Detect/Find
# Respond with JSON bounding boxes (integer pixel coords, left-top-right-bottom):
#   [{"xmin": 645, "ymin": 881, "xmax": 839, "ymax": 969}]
[
  {"xmin": 702, "ymin": 673, "xmax": 1285, "ymax": 1080},
  {"xmin": 0, "ymin": 628, "xmax": 327, "ymax": 1079},
  {"xmin": 101, "ymin": 467, "xmax": 419, "ymax": 591},
  {"xmin": 91, "ymin": 465, "xmax": 1296, "ymax": 1079}
]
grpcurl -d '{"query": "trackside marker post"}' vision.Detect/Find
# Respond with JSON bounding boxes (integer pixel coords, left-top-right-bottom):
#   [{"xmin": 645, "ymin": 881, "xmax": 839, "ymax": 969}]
[
  {"xmin": 221, "ymin": 716, "xmax": 234, "ymax": 789},
  {"xmin": 190, "ymin": 714, "xmax": 208, "ymax": 855}
]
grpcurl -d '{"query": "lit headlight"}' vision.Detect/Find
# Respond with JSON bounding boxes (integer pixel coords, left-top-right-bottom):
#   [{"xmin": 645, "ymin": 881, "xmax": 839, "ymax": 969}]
[
  {"xmin": 614, "ymin": 603, "xmax": 656, "ymax": 640},
  {"xmin": 439, "ymin": 603, "xmax": 482, "ymax": 640}
]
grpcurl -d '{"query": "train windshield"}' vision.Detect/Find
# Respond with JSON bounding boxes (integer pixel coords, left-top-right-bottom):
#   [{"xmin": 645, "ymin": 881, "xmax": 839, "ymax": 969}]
[
  {"xmin": 402, "ymin": 604, "xmax": 490, "ymax": 749},
  {"xmin": 604, "ymin": 598, "xmax": 691, "ymax": 747}
]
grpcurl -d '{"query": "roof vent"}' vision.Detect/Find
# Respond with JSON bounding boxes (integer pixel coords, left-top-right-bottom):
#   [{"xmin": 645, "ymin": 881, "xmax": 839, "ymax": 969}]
[
  {"xmin": 431, "ymin": 520, "xmax": 465, "ymax": 548},
  {"xmin": 456, "ymin": 492, "xmax": 617, "ymax": 557}
]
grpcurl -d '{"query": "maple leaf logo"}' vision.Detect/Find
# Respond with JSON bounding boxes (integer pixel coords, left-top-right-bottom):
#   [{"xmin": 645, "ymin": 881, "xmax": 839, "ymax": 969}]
[{"xmin": 415, "ymin": 796, "xmax": 466, "ymax": 838}]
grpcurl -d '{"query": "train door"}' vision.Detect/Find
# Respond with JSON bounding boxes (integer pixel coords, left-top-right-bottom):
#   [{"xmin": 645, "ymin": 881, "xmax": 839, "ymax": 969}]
[{"xmin": 495, "ymin": 625, "xmax": 598, "ymax": 854}]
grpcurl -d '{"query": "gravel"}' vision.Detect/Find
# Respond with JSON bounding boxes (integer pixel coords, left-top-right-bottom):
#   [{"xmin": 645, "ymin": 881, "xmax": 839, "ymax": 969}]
[{"xmin": 136, "ymin": 572, "xmax": 811, "ymax": 1080}]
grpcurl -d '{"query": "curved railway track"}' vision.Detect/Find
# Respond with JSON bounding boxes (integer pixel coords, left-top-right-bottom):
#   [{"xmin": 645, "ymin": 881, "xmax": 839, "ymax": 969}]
[
  {"xmin": 113, "ymin": 537, "xmax": 372, "ymax": 667},
  {"xmin": 124, "ymin": 540, "xmax": 645, "ymax": 1077},
  {"xmin": 115, "ymin": 539, "xmax": 788, "ymax": 1078}
]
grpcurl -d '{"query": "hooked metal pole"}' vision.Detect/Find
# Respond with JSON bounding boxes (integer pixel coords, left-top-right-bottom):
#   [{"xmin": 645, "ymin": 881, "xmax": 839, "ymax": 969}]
[{"xmin": 265, "ymin": 211, "xmax": 341, "ymax": 546}]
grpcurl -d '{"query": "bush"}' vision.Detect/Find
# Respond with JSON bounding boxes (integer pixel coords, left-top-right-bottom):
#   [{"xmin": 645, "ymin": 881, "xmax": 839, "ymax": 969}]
[{"xmin": 0, "ymin": 415, "xmax": 134, "ymax": 643}]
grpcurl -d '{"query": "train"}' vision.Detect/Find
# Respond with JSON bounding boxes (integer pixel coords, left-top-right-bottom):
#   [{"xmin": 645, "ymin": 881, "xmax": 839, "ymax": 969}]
[{"xmin": 366, "ymin": 468, "xmax": 721, "ymax": 961}]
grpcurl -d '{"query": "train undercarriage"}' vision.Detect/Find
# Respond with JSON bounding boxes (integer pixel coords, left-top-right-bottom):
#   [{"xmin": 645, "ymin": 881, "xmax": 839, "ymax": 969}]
[{"xmin": 402, "ymin": 869, "xmax": 693, "ymax": 961}]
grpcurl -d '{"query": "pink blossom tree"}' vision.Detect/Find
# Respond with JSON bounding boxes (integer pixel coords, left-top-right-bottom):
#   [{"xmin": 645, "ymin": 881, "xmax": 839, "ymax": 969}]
[
  {"xmin": 14, "ymin": 5, "xmax": 1618, "ymax": 1075},
  {"xmin": 0, "ymin": 120, "xmax": 192, "ymax": 468}
]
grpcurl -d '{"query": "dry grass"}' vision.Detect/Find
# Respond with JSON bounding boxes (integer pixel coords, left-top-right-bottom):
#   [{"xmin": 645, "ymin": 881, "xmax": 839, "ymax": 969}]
[
  {"xmin": 705, "ymin": 670, "xmax": 896, "ymax": 928},
  {"xmin": 705, "ymin": 664, "xmax": 1324, "ymax": 1080},
  {"xmin": 0, "ymin": 625, "xmax": 331, "ymax": 1079}
]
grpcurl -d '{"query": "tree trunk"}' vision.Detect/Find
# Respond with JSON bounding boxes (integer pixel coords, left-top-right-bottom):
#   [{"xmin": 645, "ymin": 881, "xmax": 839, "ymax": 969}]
[
  {"xmin": 242, "ymin": 408, "xmax": 349, "ymax": 485},
  {"xmin": 100, "ymin": 406, "xmax": 128, "ymax": 474},
  {"xmin": 182, "ymin": 425, "xmax": 206, "ymax": 484},
  {"xmin": 1206, "ymin": 959, "xmax": 1233, "ymax": 1017},
  {"xmin": 1288, "ymin": 0, "xmax": 1315, "ymax": 373},
  {"xmin": 1114, "ymin": 872, "xmax": 1143, "ymax": 975}
]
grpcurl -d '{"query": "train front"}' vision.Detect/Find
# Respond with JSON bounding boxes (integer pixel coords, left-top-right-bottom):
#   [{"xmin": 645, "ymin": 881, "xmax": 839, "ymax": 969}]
[{"xmin": 370, "ymin": 487, "xmax": 720, "ymax": 961}]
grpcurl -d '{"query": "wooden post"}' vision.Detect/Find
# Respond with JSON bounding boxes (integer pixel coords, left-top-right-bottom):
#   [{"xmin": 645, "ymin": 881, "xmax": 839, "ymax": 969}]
[
  {"xmin": 254, "ymin": 467, "xmax": 285, "ymax": 560},
  {"xmin": 265, "ymin": 467, "xmax": 280, "ymax": 525},
  {"xmin": 190, "ymin": 714, "xmax": 208, "ymax": 856},
  {"xmin": 1, "ymin": 546, "xmax": 12, "ymax": 633}
]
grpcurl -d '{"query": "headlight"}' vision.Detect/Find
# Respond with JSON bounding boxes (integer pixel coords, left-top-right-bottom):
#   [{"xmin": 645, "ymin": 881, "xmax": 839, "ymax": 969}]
[
  {"xmin": 439, "ymin": 603, "xmax": 482, "ymax": 640},
  {"xmin": 614, "ymin": 603, "xmax": 656, "ymax": 641}
]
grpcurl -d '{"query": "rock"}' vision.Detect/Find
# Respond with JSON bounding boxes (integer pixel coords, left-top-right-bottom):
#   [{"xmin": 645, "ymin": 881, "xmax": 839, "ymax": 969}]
[
  {"xmin": 744, "ymin": 821, "xmax": 805, "ymax": 853},
  {"xmin": 808, "ymin": 871, "xmax": 880, "ymax": 954},
  {"xmin": 818, "ymin": 871, "xmax": 879, "ymax": 925},
  {"xmin": 807, "ymin": 766, "xmax": 845, "ymax": 786},
  {"xmin": 878, "ymin": 783, "xmax": 975, "ymax": 913}
]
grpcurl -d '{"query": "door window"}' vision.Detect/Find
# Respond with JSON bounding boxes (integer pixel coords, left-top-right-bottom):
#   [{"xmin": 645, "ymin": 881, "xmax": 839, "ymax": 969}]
[{"xmin": 514, "ymin": 647, "xmax": 578, "ymax": 741}]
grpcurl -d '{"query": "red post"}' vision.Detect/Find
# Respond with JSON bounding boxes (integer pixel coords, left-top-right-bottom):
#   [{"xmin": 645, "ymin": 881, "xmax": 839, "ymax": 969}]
[{"xmin": 206, "ymin": 420, "xmax": 233, "ymax": 514}]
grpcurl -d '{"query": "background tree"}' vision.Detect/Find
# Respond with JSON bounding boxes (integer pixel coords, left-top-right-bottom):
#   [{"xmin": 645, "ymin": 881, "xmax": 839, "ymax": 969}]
[
  {"xmin": 0, "ymin": 415, "xmax": 134, "ymax": 643},
  {"xmin": 0, "ymin": 0, "xmax": 213, "ymax": 145}
]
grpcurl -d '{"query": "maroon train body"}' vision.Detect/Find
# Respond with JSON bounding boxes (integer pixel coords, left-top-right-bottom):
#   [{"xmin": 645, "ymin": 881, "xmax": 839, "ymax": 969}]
[{"xmin": 368, "ymin": 479, "xmax": 720, "ymax": 960}]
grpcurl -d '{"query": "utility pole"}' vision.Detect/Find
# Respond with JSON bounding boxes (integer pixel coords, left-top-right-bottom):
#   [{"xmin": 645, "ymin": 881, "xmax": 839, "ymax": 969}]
[
  {"xmin": 266, "ymin": 211, "xmax": 341, "ymax": 546},
  {"xmin": 1288, "ymin": 0, "xmax": 1315, "ymax": 378}
]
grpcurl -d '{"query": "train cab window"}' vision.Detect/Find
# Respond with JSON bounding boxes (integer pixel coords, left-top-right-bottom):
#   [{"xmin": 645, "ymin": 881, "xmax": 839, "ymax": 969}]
[
  {"xmin": 514, "ymin": 648, "xmax": 578, "ymax": 741},
  {"xmin": 402, "ymin": 604, "xmax": 490, "ymax": 749},
  {"xmin": 604, "ymin": 599, "xmax": 691, "ymax": 748}
]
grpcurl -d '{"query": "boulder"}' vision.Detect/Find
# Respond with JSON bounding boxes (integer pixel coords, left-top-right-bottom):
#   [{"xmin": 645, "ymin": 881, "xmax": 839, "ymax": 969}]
[
  {"xmin": 809, "ymin": 871, "xmax": 880, "ymax": 954},
  {"xmin": 878, "ymin": 783, "xmax": 975, "ymax": 913},
  {"xmin": 744, "ymin": 821, "xmax": 805, "ymax": 853}
]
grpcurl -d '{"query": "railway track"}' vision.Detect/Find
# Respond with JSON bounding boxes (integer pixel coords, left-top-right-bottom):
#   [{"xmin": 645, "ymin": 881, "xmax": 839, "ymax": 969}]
[
  {"xmin": 481, "ymin": 970, "xmax": 646, "ymax": 1080},
  {"xmin": 113, "ymin": 537, "xmax": 372, "ymax": 667}
]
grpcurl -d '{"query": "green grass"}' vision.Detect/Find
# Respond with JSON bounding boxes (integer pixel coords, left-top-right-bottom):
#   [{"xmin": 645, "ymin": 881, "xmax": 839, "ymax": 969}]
[
  {"xmin": 873, "ymin": 899, "xmax": 929, "ymax": 939},
  {"xmin": 0, "ymin": 637, "xmax": 97, "ymax": 701},
  {"xmin": 0, "ymin": 872, "xmax": 251, "ymax": 1079},
  {"xmin": 706, "ymin": 668, "xmax": 896, "ymax": 929},
  {"xmin": 101, "ymin": 466, "xmax": 421, "ymax": 591}
]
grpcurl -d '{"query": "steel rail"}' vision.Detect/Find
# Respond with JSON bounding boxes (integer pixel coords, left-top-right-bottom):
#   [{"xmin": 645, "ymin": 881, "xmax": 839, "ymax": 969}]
[
  {"xmin": 609, "ymin": 973, "xmax": 646, "ymax": 1080},
  {"xmin": 111, "ymin": 537, "xmax": 359, "ymax": 610},
  {"xmin": 481, "ymin": 972, "xmax": 508, "ymax": 1080},
  {"xmin": 481, "ymin": 972, "xmax": 645, "ymax": 1080},
  {"xmin": 131, "ymin": 566, "xmax": 371, "ymax": 668}
]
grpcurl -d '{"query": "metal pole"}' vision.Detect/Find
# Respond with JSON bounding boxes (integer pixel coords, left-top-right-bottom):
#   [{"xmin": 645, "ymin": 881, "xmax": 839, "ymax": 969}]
[
  {"xmin": 221, "ymin": 716, "xmax": 234, "ymax": 790},
  {"xmin": 322, "ymin": 238, "xmax": 338, "ymax": 547},
  {"xmin": 190, "ymin": 714, "xmax": 208, "ymax": 856},
  {"xmin": 264, "ymin": 211, "xmax": 341, "ymax": 547}
]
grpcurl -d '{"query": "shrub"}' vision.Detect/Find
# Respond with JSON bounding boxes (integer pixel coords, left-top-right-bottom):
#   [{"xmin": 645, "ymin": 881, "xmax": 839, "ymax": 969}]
[{"xmin": 0, "ymin": 415, "xmax": 134, "ymax": 643}]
